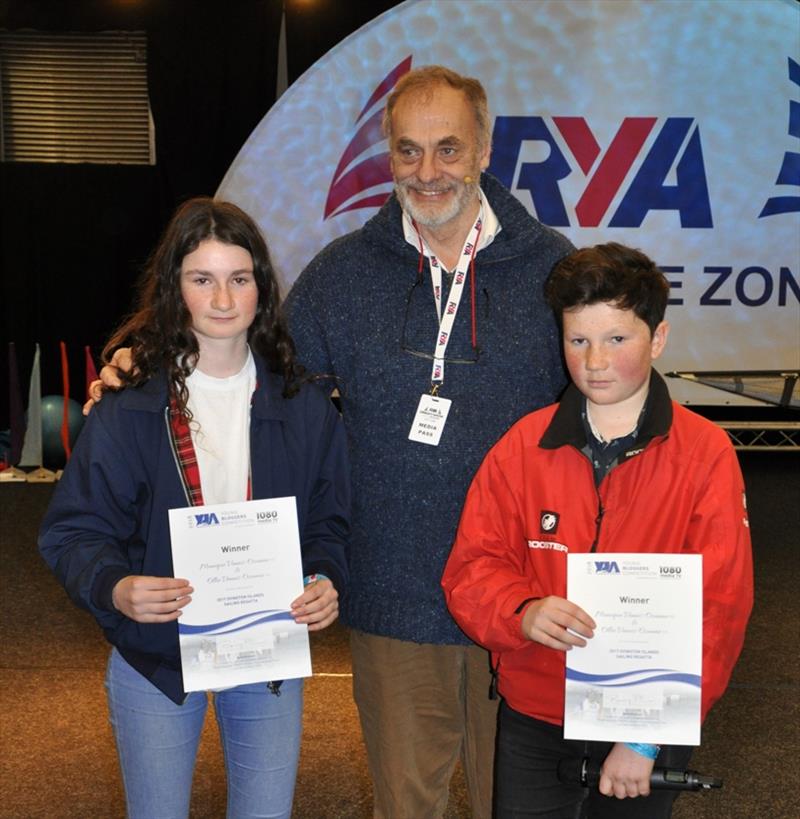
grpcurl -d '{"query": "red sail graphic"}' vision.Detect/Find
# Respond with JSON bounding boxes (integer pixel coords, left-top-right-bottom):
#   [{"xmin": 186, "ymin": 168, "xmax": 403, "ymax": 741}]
[{"xmin": 324, "ymin": 56, "xmax": 412, "ymax": 220}]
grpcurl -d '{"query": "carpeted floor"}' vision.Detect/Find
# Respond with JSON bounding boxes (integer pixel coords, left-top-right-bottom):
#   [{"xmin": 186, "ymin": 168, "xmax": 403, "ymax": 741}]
[{"xmin": 0, "ymin": 451, "xmax": 797, "ymax": 818}]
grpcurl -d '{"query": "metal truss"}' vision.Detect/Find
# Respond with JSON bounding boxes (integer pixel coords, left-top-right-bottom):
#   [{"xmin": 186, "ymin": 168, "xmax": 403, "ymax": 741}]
[
  {"xmin": 717, "ymin": 422, "xmax": 800, "ymax": 451},
  {"xmin": 666, "ymin": 370, "xmax": 800, "ymax": 409}
]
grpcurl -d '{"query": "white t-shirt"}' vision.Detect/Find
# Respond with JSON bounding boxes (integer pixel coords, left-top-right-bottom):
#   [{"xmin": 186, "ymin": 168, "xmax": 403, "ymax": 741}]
[{"xmin": 185, "ymin": 348, "xmax": 257, "ymax": 505}]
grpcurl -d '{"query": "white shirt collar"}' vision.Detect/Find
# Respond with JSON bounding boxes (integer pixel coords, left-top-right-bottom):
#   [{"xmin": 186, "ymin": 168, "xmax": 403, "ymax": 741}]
[{"xmin": 187, "ymin": 346, "xmax": 256, "ymax": 389}]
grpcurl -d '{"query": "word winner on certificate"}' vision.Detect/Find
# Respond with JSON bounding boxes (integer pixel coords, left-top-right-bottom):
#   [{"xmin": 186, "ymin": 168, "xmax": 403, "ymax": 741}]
[
  {"xmin": 168, "ymin": 497, "xmax": 311, "ymax": 692},
  {"xmin": 564, "ymin": 553, "xmax": 702, "ymax": 746}
]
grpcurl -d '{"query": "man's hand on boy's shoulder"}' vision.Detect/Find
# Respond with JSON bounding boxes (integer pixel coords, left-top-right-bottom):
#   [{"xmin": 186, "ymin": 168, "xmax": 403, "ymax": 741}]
[
  {"xmin": 83, "ymin": 347, "xmax": 132, "ymax": 415},
  {"xmin": 520, "ymin": 596, "xmax": 595, "ymax": 651}
]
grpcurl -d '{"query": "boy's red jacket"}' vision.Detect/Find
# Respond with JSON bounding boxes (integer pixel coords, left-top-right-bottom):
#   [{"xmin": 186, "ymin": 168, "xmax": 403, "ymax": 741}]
[{"xmin": 442, "ymin": 373, "xmax": 753, "ymax": 727}]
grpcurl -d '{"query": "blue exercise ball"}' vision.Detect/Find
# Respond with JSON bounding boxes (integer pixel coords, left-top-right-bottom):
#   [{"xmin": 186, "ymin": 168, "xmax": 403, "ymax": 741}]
[{"xmin": 41, "ymin": 395, "xmax": 85, "ymax": 469}]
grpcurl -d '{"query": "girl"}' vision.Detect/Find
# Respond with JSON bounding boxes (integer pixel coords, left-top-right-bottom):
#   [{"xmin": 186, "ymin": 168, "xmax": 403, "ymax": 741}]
[{"xmin": 39, "ymin": 197, "xmax": 350, "ymax": 819}]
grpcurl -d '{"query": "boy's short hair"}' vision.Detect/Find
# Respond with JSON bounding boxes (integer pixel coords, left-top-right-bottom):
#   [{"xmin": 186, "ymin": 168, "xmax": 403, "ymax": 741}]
[{"xmin": 545, "ymin": 242, "xmax": 669, "ymax": 334}]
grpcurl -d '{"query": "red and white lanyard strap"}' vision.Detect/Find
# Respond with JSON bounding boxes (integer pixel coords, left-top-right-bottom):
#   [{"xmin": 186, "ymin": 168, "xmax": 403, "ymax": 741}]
[{"xmin": 416, "ymin": 211, "xmax": 483, "ymax": 389}]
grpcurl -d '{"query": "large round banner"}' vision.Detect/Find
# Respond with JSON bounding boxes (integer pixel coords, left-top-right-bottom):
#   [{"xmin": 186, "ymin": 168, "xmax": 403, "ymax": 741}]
[{"xmin": 218, "ymin": 0, "xmax": 800, "ymax": 405}]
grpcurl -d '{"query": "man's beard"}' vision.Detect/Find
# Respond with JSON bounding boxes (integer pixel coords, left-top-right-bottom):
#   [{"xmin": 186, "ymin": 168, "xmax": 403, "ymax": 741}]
[{"xmin": 395, "ymin": 174, "xmax": 478, "ymax": 229}]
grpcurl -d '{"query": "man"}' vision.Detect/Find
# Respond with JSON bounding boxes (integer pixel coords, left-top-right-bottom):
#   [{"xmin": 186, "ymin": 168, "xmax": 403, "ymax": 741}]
[{"xmin": 284, "ymin": 66, "xmax": 573, "ymax": 817}]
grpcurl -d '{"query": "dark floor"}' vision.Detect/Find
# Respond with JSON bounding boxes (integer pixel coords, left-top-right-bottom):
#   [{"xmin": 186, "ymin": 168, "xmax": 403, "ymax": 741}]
[{"xmin": 1, "ymin": 451, "xmax": 798, "ymax": 818}]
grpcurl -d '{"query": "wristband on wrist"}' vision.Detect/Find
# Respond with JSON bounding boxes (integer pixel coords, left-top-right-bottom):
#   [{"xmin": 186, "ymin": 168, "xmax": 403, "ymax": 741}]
[
  {"xmin": 624, "ymin": 742, "xmax": 660, "ymax": 760},
  {"xmin": 303, "ymin": 573, "xmax": 329, "ymax": 586}
]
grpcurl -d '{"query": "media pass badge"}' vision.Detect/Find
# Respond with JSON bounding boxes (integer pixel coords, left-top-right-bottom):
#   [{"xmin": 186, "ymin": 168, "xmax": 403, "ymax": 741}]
[{"xmin": 409, "ymin": 393, "xmax": 452, "ymax": 446}]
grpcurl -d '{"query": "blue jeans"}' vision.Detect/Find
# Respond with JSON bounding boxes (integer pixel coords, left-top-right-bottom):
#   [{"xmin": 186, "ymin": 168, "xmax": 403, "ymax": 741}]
[{"xmin": 105, "ymin": 648, "xmax": 302, "ymax": 819}]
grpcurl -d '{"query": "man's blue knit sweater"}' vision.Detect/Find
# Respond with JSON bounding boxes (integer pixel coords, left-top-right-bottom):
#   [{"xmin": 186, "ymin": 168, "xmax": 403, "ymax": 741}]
[{"xmin": 285, "ymin": 172, "xmax": 572, "ymax": 645}]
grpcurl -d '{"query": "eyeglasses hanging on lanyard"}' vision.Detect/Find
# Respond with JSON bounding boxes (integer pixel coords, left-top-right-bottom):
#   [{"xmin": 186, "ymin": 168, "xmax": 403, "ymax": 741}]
[{"xmin": 411, "ymin": 212, "xmax": 483, "ymax": 392}]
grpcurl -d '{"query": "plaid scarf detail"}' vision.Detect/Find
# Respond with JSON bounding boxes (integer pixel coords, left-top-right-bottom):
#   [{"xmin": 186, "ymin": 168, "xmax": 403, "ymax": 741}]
[
  {"xmin": 168, "ymin": 396, "xmax": 204, "ymax": 507},
  {"xmin": 167, "ymin": 384, "xmax": 257, "ymax": 507}
]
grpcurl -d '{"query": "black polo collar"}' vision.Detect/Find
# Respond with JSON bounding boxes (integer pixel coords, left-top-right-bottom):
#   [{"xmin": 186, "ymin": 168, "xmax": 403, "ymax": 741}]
[{"xmin": 539, "ymin": 369, "xmax": 673, "ymax": 453}]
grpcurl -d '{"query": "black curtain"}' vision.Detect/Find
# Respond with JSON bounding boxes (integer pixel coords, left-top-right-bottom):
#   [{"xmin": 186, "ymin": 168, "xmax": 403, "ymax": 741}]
[
  {"xmin": 0, "ymin": 0, "xmax": 400, "ymax": 431},
  {"xmin": 0, "ymin": 0, "xmax": 282, "ymax": 426}
]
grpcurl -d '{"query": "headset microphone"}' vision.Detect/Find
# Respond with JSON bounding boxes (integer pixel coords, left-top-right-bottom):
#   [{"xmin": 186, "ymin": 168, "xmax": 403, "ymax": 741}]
[{"xmin": 463, "ymin": 176, "xmax": 474, "ymax": 184}]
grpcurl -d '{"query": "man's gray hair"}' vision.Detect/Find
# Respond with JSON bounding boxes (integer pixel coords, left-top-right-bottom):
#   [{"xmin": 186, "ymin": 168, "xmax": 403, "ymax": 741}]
[{"xmin": 382, "ymin": 65, "xmax": 491, "ymax": 150}]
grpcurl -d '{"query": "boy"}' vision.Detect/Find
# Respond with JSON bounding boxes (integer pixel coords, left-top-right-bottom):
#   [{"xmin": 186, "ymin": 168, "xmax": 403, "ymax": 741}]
[{"xmin": 441, "ymin": 242, "xmax": 753, "ymax": 818}]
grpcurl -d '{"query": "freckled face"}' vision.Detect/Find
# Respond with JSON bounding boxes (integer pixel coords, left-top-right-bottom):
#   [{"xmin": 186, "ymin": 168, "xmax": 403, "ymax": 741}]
[
  {"xmin": 562, "ymin": 301, "xmax": 668, "ymax": 412},
  {"xmin": 389, "ymin": 85, "xmax": 490, "ymax": 230},
  {"xmin": 180, "ymin": 239, "xmax": 258, "ymax": 348}
]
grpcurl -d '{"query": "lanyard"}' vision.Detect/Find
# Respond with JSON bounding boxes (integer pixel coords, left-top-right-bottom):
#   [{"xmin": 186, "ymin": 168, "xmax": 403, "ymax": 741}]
[{"xmin": 413, "ymin": 211, "xmax": 483, "ymax": 388}]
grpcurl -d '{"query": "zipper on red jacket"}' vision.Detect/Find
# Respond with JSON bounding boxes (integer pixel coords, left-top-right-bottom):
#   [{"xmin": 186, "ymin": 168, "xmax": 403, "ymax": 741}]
[
  {"xmin": 587, "ymin": 433, "xmax": 667, "ymax": 552},
  {"xmin": 590, "ymin": 493, "xmax": 605, "ymax": 553}
]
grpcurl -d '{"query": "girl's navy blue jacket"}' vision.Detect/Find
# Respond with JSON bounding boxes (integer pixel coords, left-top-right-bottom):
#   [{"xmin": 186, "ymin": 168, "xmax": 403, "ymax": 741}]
[{"xmin": 39, "ymin": 354, "xmax": 350, "ymax": 704}]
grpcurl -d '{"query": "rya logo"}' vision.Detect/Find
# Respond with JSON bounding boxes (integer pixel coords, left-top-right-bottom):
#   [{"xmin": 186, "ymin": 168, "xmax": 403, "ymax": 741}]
[
  {"xmin": 594, "ymin": 560, "xmax": 620, "ymax": 574},
  {"xmin": 324, "ymin": 54, "xmax": 794, "ymax": 228},
  {"xmin": 489, "ymin": 115, "xmax": 712, "ymax": 228},
  {"xmin": 540, "ymin": 511, "xmax": 559, "ymax": 533},
  {"xmin": 194, "ymin": 512, "xmax": 220, "ymax": 527}
]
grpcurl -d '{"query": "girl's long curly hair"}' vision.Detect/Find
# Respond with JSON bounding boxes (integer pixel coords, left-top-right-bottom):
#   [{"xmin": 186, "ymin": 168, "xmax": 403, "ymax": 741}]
[{"xmin": 102, "ymin": 197, "xmax": 303, "ymax": 413}]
